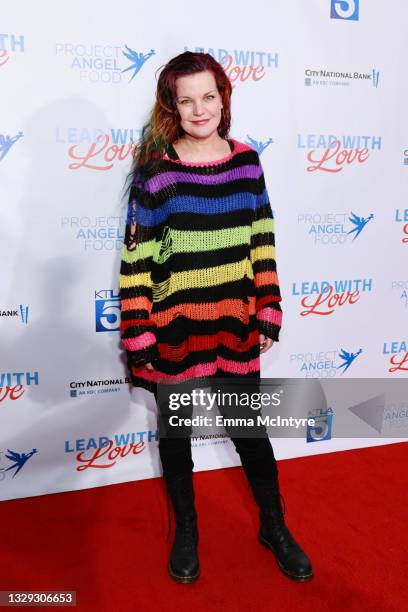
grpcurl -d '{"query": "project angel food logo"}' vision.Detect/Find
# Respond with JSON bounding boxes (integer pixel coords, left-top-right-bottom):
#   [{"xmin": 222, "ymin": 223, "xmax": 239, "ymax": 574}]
[
  {"xmin": 0, "ymin": 33, "xmax": 25, "ymax": 67},
  {"xmin": 184, "ymin": 46, "xmax": 279, "ymax": 86},
  {"xmin": 291, "ymin": 278, "xmax": 373, "ymax": 316},
  {"xmin": 95, "ymin": 290, "xmax": 120, "ymax": 332},
  {"xmin": 297, "ymin": 134, "xmax": 382, "ymax": 173},
  {"xmin": 298, "ymin": 210, "xmax": 373, "ymax": 245},
  {"xmin": 69, "ymin": 376, "xmax": 130, "ymax": 398},
  {"xmin": 60, "ymin": 215, "xmax": 125, "ymax": 251},
  {"xmin": 0, "ymin": 131, "xmax": 23, "ymax": 162},
  {"xmin": 0, "ymin": 448, "xmax": 37, "ymax": 482},
  {"xmin": 383, "ymin": 340, "xmax": 408, "ymax": 374},
  {"xmin": 55, "ymin": 127, "xmax": 139, "ymax": 171},
  {"xmin": 394, "ymin": 208, "xmax": 408, "ymax": 244},
  {"xmin": 0, "ymin": 371, "xmax": 39, "ymax": 403},
  {"xmin": 64, "ymin": 431, "xmax": 158, "ymax": 471},
  {"xmin": 55, "ymin": 43, "xmax": 155, "ymax": 84},
  {"xmin": 304, "ymin": 68, "xmax": 379, "ymax": 88},
  {"xmin": 0, "ymin": 304, "xmax": 29, "ymax": 324},
  {"xmin": 290, "ymin": 347, "xmax": 363, "ymax": 377}
]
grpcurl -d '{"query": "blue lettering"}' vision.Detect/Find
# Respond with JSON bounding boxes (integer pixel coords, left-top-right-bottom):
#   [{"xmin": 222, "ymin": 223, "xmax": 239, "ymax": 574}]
[{"xmin": 115, "ymin": 433, "xmax": 131, "ymax": 445}]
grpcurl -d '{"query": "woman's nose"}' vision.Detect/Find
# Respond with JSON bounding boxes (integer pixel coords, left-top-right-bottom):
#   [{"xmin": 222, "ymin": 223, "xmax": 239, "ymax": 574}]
[{"xmin": 192, "ymin": 103, "xmax": 204, "ymax": 115}]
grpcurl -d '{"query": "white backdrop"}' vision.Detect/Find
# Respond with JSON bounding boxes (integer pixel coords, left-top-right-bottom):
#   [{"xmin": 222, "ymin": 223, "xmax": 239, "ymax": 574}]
[{"xmin": 1, "ymin": 0, "xmax": 407, "ymax": 501}]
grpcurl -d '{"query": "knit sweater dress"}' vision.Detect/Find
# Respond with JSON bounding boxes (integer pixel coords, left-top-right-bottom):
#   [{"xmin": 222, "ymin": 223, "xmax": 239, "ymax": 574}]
[{"xmin": 119, "ymin": 138, "xmax": 283, "ymax": 394}]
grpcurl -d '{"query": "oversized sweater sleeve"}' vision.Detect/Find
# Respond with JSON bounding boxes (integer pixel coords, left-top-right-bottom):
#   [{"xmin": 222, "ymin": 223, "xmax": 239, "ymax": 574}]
[
  {"xmin": 119, "ymin": 177, "xmax": 159, "ymax": 367},
  {"xmin": 250, "ymin": 153, "xmax": 283, "ymax": 342}
]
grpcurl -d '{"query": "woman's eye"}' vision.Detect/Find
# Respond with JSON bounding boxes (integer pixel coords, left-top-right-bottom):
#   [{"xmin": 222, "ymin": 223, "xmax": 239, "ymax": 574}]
[{"xmin": 179, "ymin": 96, "xmax": 215, "ymax": 104}]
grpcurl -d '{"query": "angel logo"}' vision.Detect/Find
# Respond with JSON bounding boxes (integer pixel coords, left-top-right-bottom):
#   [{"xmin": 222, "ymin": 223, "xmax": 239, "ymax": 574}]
[
  {"xmin": 121, "ymin": 46, "xmax": 155, "ymax": 82},
  {"xmin": 337, "ymin": 348, "xmax": 363, "ymax": 374},
  {"xmin": 244, "ymin": 136, "xmax": 273, "ymax": 156},
  {"xmin": 298, "ymin": 209, "xmax": 374, "ymax": 245},
  {"xmin": 0, "ymin": 448, "xmax": 37, "ymax": 480},
  {"xmin": 0, "ymin": 131, "xmax": 23, "ymax": 162},
  {"xmin": 347, "ymin": 211, "xmax": 374, "ymax": 240}
]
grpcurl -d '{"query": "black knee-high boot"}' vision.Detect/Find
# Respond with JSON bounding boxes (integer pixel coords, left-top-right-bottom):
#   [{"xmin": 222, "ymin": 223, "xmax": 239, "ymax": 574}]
[
  {"xmin": 164, "ymin": 471, "xmax": 200, "ymax": 583},
  {"xmin": 238, "ymin": 440, "xmax": 314, "ymax": 582},
  {"xmin": 155, "ymin": 387, "xmax": 199, "ymax": 583}
]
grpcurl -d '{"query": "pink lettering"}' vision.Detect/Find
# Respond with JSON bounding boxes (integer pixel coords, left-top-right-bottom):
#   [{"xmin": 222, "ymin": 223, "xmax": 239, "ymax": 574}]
[
  {"xmin": 307, "ymin": 139, "xmax": 370, "ymax": 173},
  {"xmin": 222, "ymin": 55, "xmax": 265, "ymax": 85},
  {"xmin": 389, "ymin": 351, "xmax": 408, "ymax": 373},
  {"xmin": 300, "ymin": 286, "xmax": 360, "ymax": 316},
  {"xmin": 0, "ymin": 385, "xmax": 25, "ymax": 402},
  {"xmin": 76, "ymin": 439, "xmax": 145, "ymax": 470},
  {"xmin": 68, "ymin": 134, "xmax": 135, "ymax": 171},
  {"xmin": 0, "ymin": 49, "xmax": 9, "ymax": 67}
]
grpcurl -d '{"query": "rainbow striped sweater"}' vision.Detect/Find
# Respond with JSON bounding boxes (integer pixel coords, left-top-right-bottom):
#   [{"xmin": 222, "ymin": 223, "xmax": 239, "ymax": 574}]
[{"xmin": 119, "ymin": 138, "xmax": 282, "ymax": 393}]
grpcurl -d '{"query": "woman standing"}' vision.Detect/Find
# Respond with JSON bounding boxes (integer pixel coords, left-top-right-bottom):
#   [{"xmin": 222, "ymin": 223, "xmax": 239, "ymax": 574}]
[{"xmin": 119, "ymin": 51, "xmax": 313, "ymax": 584}]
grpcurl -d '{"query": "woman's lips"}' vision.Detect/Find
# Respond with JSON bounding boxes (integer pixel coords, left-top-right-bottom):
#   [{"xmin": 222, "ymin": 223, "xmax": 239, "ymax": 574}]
[{"xmin": 192, "ymin": 119, "xmax": 209, "ymax": 125}]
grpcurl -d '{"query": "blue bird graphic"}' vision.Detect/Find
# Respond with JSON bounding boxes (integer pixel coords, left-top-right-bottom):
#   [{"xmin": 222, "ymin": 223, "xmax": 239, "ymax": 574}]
[
  {"xmin": 0, "ymin": 449, "xmax": 38, "ymax": 478},
  {"xmin": 347, "ymin": 211, "xmax": 374, "ymax": 240},
  {"xmin": 0, "ymin": 131, "xmax": 23, "ymax": 161},
  {"xmin": 337, "ymin": 348, "xmax": 362, "ymax": 373},
  {"xmin": 244, "ymin": 136, "xmax": 273, "ymax": 155},
  {"xmin": 121, "ymin": 47, "xmax": 155, "ymax": 82}
]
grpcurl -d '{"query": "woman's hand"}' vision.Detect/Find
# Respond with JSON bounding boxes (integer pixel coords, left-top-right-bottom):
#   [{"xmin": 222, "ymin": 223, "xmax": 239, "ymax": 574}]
[
  {"xmin": 259, "ymin": 333, "xmax": 274, "ymax": 354},
  {"xmin": 144, "ymin": 362, "xmax": 155, "ymax": 371}
]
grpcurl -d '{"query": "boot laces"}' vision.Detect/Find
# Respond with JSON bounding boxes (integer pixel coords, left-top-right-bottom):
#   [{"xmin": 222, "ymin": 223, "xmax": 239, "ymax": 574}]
[
  {"xmin": 165, "ymin": 481, "xmax": 197, "ymax": 546},
  {"xmin": 174, "ymin": 517, "xmax": 198, "ymax": 551}
]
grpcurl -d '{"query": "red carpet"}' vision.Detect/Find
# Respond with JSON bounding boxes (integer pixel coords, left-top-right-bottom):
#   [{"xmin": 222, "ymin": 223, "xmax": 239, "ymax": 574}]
[{"xmin": 0, "ymin": 442, "xmax": 407, "ymax": 611}]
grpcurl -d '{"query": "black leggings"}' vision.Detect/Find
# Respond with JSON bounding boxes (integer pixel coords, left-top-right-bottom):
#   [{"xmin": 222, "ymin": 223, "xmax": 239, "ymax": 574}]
[{"xmin": 153, "ymin": 382, "xmax": 279, "ymax": 484}]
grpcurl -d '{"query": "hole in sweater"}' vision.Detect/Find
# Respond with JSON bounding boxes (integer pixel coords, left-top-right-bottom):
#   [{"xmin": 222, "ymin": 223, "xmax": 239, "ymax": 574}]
[
  {"xmin": 156, "ymin": 225, "xmax": 173, "ymax": 264},
  {"xmin": 166, "ymin": 339, "xmax": 188, "ymax": 362},
  {"xmin": 152, "ymin": 277, "xmax": 171, "ymax": 303}
]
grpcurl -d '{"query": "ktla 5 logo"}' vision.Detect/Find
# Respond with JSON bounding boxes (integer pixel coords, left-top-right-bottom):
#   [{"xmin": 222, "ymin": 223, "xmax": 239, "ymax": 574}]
[
  {"xmin": 330, "ymin": 0, "xmax": 359, "ymax": 21},
  {"xmin": 95, "ymin": 289, "xmax": 120, "ymax": 332},
  {"xmin": 306, "ymin": 407, "xmax": 334, "ymax": 442}
]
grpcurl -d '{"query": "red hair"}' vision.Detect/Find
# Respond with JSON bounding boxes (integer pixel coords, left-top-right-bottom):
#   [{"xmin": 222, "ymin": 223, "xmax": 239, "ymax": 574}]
[{"xmin": 132, "ymin": 51, "xmax": 232, "ymax": 176}]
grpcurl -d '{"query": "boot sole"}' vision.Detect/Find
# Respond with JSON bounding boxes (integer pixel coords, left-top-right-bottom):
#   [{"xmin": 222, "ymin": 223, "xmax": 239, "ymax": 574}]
[
  {"xmin": 258, "ymin": 534, "xmax": 314, "ymax": 582},
  {"xmin": 168, "ymin": 562, "xmax": 200, "ymax": 584}
]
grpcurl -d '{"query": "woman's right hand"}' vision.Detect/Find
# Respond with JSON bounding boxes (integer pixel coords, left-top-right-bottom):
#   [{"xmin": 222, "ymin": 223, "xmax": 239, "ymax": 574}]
[{"xmin": 144, "ymin": 362, "xmax": 154, "ymax": 371}]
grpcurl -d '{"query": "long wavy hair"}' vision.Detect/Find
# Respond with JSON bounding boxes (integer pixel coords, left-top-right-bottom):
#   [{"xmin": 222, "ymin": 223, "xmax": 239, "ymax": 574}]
[{"xmin": 131, "ymin": 51, "xmax": 232, "ymax": 182}]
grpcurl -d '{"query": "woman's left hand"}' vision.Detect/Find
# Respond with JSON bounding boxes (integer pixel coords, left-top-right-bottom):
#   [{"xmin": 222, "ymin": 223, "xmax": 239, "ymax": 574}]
[{"xmin": 259, "ymin": 333, "xmax": 274, "ymax": 354}]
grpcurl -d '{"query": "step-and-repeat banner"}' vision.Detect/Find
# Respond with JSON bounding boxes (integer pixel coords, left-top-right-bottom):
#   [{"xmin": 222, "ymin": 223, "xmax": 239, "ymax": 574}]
[{"xmin": 1, "ymin": 0, "xmax": 407, "ymax": 501}]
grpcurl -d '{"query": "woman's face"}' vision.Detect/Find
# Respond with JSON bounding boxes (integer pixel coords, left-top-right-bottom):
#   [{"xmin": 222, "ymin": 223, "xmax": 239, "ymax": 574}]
[{"xmin": 174, "ymin": 70, "xmax": 223, "ymax": 139}]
